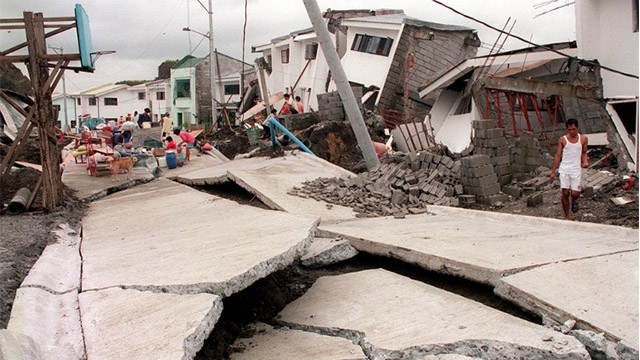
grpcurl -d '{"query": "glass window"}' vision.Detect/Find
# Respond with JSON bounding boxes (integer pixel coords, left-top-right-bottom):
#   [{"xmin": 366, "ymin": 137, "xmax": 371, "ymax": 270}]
[
  {"xmin": 89, "ymin": 97, "xmax": 96, "ymax": 106},
  {"xmin": 175, "ymin": 79, "xmax": 190, "ymax": 98},
  {"xmin": 138, "ymin": 92, "xmax": 145, "ymax": 100},
  {"xmin": 224, "ymin": 84, "xmax": 240, "ymax": 95},
  {"xmin": 156, "ymin": 91, "xmax": 165, "ymax": 100},
  {"xmin": 104, "ymin": 97, "xmax": 118, "ymax": 106},
  {"xmin": 351, "ymin": 34, "xmax": 394, "ymax": 56},
  {"xmin": 281, "ymin": 49, "xmax": 289, "ymax": 64},
  {"xmin": 76, "ymin": 98, "xmax": 81, "ymax": 105}
]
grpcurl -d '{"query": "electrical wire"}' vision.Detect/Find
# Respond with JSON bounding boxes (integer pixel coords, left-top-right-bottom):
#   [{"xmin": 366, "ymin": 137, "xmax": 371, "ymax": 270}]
[{"xmin": 428, "ymin": 0, "xmax": 639, "ymax": 79}]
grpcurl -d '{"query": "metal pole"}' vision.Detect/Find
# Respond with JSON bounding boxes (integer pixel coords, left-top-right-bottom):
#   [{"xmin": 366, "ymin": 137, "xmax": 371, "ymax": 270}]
[
  {"xmin": 208, "ymin": 0, "xmax": 219, "ymax": 129},
  {"xmin": 256, "ymin": 61, "xmax": 271, "ymax": 113},
  {"xmin": 302, "ymin": 0, "xmax": 379, "ymax": 170}
]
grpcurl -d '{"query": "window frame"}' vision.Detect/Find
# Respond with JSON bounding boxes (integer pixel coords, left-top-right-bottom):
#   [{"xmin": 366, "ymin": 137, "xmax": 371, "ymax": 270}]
[
  {"xmin": 76, "ymin": 98, "xmax": 81, "ymax": 106},
  {"xmin": 138, "ymin": 92, "xmax": 146, "ymax": 100},
  {"xmin": 156, "ymin": 91, "xmax": 165, "ymax": 100},
  {"xmin": 281, "ymin": 48, "xmax": 290, "ymax": 64},
  {"xmin": 175, "ymin": 79, "xmax": 191, "ymax": 98},
  {"xmin": 89, "ymin": 97, "xmax": 97, "ymax": 106},
  {"xmin": 351, "ymin": 34, "xmax": 394, "ymax": 56},
  {"xmin": 104, "ymin": 97, "xmax": 118, "ymax": 106},
  {"xmin": 224, "ymin": 84, "xmax": 241, "ymax": 95}
]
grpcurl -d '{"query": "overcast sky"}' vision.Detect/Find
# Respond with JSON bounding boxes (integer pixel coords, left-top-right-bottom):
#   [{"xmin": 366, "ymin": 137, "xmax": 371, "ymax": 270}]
[{"xmin": 0, "ymin": 0, "xmax": 576, "ymax": 94}]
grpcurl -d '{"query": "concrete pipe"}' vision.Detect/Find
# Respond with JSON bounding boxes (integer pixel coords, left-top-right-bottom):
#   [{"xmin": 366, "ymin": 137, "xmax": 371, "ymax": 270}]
[{"xmin": 8, "ymin": 187, "xmax": 32, "ymax": 213}]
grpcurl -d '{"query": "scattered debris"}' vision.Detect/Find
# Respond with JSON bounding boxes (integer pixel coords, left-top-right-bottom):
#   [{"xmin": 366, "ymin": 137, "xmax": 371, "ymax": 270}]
[
  {"xmin": 301, "ymin": 237, "xmax": 358, "ymax": 268},
  {"xmin": 611, "ymin": 196, "xmax": 634, "ymax": 206}
]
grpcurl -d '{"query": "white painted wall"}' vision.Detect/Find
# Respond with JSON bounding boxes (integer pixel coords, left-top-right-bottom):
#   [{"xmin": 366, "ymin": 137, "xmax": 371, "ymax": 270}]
[
  {"xmin": 428, "ymin": 90, "xmax": 460, "ymax": 135},
  {"xmin": 53, "ymin": 95, "xmax": 77, "ymax": 131},
  {"xmin": 341, "ymin": 25, "xmax": 401, "ymax": 92},
  {"xmin": 575, "ymin": 0, "xmax": 639, "ymax": 98}
]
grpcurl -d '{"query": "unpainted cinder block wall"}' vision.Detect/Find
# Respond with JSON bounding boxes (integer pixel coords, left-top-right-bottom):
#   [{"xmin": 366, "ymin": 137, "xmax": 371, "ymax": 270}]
[{"xmin": 377, "ymin": 25, "xmax": 479, "ymax": 123}]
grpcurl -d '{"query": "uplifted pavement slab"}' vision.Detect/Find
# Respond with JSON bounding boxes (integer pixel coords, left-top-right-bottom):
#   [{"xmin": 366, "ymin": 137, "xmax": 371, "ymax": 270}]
[
  {"xmin": 20, "ymin": 223, "xmax": 80, "ymax": 293},
  {"xmin": 319, "ymin": 206, "xmax": 638, "ymax": 285},
  {"xmin": 158, "ymin": 151, "xmax": 226, "ymax": 179},
  {"xmin": 62, "ymin": 162, "xmax": 154, "ymax": 201},
  {"xmin": 229, "ymin": 322, "xmax": 366, "ymax": 360},
  {"xmin": 3, "ymin": 223, "xmax": 84, "ymax": 360},
  {"xmin": 79, "ymin": 287, "xmax": 221, "ymax": 360},
  {"xmin": 176, "ymin": 152, "xmax": 357, "ymax": 222},
  {"xmin": 496, "ymin": 251, "xmax": 639, "ymax": 349},
  {"xmin": 81, "ymin": 179, "xmax": 318, "ymax": 296},
  {"xmin": 277, "ymin": 269, "xmax": 589, "ymax": 359},
  {"xmin": 7, "ymin": 288, "xmax": 84, "ymax": 360},
  {"xmin": 301, "ymin": 237, "xmax": 359, "ymax": 268}
]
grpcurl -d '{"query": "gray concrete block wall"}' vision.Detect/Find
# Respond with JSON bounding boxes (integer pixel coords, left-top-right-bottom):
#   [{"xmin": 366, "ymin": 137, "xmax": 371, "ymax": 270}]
[
  {"xmin": 510, "ymin": 131, "xmax": 555, "ymax": 175},
  {"xmin": 377, "ymin": 26, "xmax": 479, "ymax": 124},
  {"xmin": 316, "ymin": 88, "xmax": 365, "ymax": 122},
  {"xmin": 472, "ymin": 120, "xmax": 513, "ymax": 186},
  {"xmin": 459, "ymin": 153, "xmax": 508, "ymax": 205}
]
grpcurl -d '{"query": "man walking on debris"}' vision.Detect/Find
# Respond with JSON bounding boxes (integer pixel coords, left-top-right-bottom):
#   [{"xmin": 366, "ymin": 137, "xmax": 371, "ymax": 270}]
[{"xmin": 550, "ymin": 118, "xmax": 588, "ymax": 220}]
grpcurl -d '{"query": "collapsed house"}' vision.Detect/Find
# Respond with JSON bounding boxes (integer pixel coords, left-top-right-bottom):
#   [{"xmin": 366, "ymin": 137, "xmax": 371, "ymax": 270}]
[{"xmin": 251, "ymin": 9, "xmax": 480, "ymax": 122}]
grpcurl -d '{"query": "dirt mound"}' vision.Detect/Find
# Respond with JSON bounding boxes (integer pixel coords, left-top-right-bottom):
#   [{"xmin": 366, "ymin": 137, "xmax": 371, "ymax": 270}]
[
  {"xmin": 203, "ymin": 127, "xmax": 250, "ymax": 159},
  {"xmin": 300, "ymin": 121, "xmax": 365, "ymax": 172}
]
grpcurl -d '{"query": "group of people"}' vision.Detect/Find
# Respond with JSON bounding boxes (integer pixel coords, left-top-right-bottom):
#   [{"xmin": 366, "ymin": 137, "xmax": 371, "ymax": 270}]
[
  {"xmin": 165, "ymin": 128, "xmax": 196, "ymax": 162},
  {"xmin": 280, "ymin": 93, "xmax": 304, "ymax": 115}
]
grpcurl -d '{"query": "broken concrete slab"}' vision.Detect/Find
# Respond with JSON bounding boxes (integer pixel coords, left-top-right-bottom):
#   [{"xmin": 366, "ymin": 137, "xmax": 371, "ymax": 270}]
[
  {"xmin": 177, "ymin": 152, "xmax": 357, "ymax": 222},
  {"xmin": 157, "ymin": 151, "xmax": 226, "ymax": 179},
  {"xmin": 62, "ymin": 162, "xmax": 154, "ymax": 201},
  {"xmin": 7, "ymin": 288, "xmax": 84, "ymax": 360},
  {"xmin": 0, "ymin": 329, "xmax": 44, "ymax": 360},
  {"xmin": 318, "ymin": 205, "xmax": 638, "ymax": 285},
  {"xmin": 81, "ymin": 179, "xmax": 319, "ymax": 296},
  {"xmin": 495, "ymin": 251, "xmax": 639, "ymax": 350},
  {"xmin": 301, "ymin": 237, "xmax": 358, "ymax": 268},
  {"xmin": 20, "ymin": 223, "xmax": 80, "ymax": 294},
  {"xmin": 277, "ymin": 269, "xmax": 589, "ymax": 359},
  {"xmin": 229, "ymin": 322, "xmax": 366, "ymax": 360},
  {"xmin": 79, "ymin": 287, "xmax": 221, "ymax": 360}
]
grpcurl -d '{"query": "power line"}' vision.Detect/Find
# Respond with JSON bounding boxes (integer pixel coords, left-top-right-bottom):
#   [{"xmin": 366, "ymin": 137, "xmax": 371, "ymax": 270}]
[{"xmin": 428, "ymin": 0, "xmax": 639, "ymax": 79}]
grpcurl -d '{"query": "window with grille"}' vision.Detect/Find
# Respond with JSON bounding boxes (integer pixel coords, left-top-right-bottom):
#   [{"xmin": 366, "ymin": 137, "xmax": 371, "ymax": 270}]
[
  {"xmin": 224, "ymin": 84, "xmax": 240, "ymax": 95},
  {"xmin": 351, "ymin": 34, "xmax": 394, "ymax": 56},
  {"xmin": 104, "ymin": 97, "xmax": 118, "ymax": 106},
  {"xmin": 89, "ymin": 97, "xmax": 96, "ymax": 106},
  {"xmin": 157, "ymin": 91, "xmax": 165, "ymax": 100}
]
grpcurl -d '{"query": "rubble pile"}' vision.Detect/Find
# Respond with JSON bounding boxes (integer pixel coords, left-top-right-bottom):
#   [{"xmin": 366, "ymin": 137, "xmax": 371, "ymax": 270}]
[
  {"xmin": 290, "ymin": 152, "xmax": 463, "ymax": 218},
  {"xmin": 472, "ymin": 119, "xmax": 512, "ymax": 186}
]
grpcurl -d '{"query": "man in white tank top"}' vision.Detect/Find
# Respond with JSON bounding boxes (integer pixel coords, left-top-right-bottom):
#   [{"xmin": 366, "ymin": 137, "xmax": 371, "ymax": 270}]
[{"xmin": 550, "ymin": 118, "xmax": 589, "ymax": 220}]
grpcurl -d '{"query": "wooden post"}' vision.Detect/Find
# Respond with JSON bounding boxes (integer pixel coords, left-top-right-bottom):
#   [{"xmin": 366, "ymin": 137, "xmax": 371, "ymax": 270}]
[{"xmin": 24, "ymin": 12, "xmax": 64, "ymax": 211}]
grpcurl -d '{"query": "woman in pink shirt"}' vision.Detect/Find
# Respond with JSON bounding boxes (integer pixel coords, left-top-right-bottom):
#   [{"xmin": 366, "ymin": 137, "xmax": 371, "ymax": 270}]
[{"xmin": 173, "ymin": 128, "xmax": 196, "ymax": 162}]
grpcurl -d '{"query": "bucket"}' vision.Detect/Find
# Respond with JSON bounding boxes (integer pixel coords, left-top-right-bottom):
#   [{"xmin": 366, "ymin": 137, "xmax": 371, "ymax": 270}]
[
  {"xmin": 177, "ymin": 151, "xmax": 185, "ymax": 164},
  {"xmin": 157, "ymin": 156, "xmax": 167, "ymax": 168},
  {"xmin": 166, "ymin": 151, "xmax": 177, "ymax": 169}
]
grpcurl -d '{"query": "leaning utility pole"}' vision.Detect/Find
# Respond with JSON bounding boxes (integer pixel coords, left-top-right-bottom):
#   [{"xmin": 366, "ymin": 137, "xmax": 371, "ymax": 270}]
[
  {"xmin": 302, "ymin": 0, "xmax": 380, "ymax": 170},
  {"xmin": 208, "ymin": 0, "xmax": 219, "ymax": 128}
]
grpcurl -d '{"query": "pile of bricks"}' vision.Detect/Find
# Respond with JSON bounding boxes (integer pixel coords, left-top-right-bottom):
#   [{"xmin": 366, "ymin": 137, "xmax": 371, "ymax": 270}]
[
  {"xmin": 460, "ymin": 154, "xmax": 508, "ymax": 205},
  {"xmin": 510, "ymin": 131, "xmax": 554, "ymax": 174},
  {"xmin": 316, "ymin": 88, "xmax": 364, "ymax": 122},
  {"xmin": 290, "ymin": 153, "xmax": 463, "ymax": 218},
  {"xmin": 472, "ymin": 120, "xmax": 512, "ymax": 186}
]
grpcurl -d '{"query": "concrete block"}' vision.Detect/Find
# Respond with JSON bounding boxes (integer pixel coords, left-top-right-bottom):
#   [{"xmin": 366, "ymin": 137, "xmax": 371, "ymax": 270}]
[
  {"xmin": 498, "ymin": 174, "xmax": 513, "ymax": 186},
  {"xmin": 486, "ymin": 128, "xmax": 505, "ymax": 138},
  {"xmin": 301, "ymin": 238, "xmax": 359, "ymax": 268},
  {"xmin": 502, "ymin": 185, "xmax": 522, "ymax": 198},
  {"xmin": 461, "ymin": 154, "xmax": 490, "ymax": 168},
  {"xmin": 458, "ymin": 194, "xmax": 476, "ymax": 204},
  {"xmin": 478, "ymin": 174, "xmax": 499, "ymax": 188},
  {"xmin": 472, "ymin": 119, "xmax": 499, "ymax": 130},
  {"xmin": 489, "ymin": 137, "xmax": 509, "ymax": 148},
  {"xmin": 526, "ymin": 192, "xmax": 544, "ymax": 207},
  {"xmin": 494, "ymin": 164, "xmax": 512, "ymax": 176},
  {"xmin": 493, "ymin": 155, "xmax": 511, "ymax": 166},
  {"xmin": 478, "ymin": 183, "xmax": 501, "ymax": 197},
  {"xmin": 471, "ymin": 164, "xmax": 495, "ymax": 178}
]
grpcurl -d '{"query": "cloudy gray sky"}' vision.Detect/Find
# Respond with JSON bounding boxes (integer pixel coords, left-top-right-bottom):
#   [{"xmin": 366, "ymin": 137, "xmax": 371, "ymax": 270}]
[{"xmin": 0, "ymin": 0, "xmax": 576, "ymax": 93}]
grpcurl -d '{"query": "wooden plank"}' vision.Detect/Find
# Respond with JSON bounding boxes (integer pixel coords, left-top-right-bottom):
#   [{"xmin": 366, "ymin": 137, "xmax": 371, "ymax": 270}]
[
  {"xmin": 0, "ymin": 24, "xmax": 75, "ymax": 56},
  {"xmin": 14, "ymin": 161, "xmax": 42, "ymax": 172},
  {"xmin": 25, "ymin": 175, "xmax": 43, "ymax": 210}
]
